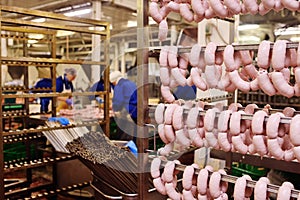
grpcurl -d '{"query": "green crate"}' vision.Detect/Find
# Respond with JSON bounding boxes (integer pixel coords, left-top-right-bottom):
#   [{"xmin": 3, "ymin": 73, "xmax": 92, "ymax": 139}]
[
  {"xmin": 231, "ymin": 163, "xmax": 269, "ymax": 180},
  {"xmin": 4, "ymin": 143, "xmax": 37, "ymax": 162}
]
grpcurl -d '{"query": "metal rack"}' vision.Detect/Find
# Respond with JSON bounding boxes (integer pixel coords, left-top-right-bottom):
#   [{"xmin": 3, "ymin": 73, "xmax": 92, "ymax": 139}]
[{"xmin": 0, "ymin": 5, "xmax": 110, "ymax": 199}]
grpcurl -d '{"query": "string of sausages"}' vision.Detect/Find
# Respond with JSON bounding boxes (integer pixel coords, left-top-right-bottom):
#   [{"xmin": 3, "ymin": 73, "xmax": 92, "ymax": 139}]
[
  {"xmin": 159, "ymin": 41, "xmax": 300, "ymax": 103},
  {"xmin": 150, "ymin": 157, "xmax": 300, "ymax": 199},
  {"xmin": 150, "ymin": 0, "xmax": 300, "ymax": 41},
  {"xmin": 154, "ymin": 102, "xmax": 300, "ymax": 162}
]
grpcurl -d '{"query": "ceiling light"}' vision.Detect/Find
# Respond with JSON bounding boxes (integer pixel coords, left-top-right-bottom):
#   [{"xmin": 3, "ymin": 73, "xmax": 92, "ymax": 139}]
[
  {"xmin": 28, "ymin": 33, "xmax": 44, "ymax": 40},
  {"xmin": 64, "ymin": 8, "xmax": 91, "ymax": 17},
  {"xmin": 31, "ymin": 18, "xmax": 46, "ymax": 23},
  {"xmin": 274, "ymin": 27, "xmax": 300, "ymax": 36},
  {"xmin": 290, "ymin": 36, "xmax": 300, "ymax": 42},
  {"xmin": 27, "ymin": 39, "xmax": 38, "ymax": 44},
  {"xmin": 238, "ymin": 24, "xmax": 260, "ymax": 31},
  {"xmin": 56, "ymin": 30, "xmax": 75, "ymax": 37},
  {"xmin": 127, "ymin": 20, "xmax": 137, "ymax": 28}
]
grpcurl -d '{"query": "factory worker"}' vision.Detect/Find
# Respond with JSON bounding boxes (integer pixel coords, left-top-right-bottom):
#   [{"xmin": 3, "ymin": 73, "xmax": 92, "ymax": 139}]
[
  {"xmin": 109, "ymin": 70, "xmax": 137, "ymax": 141},
  {"xmin": 33, "ymin": 78, "xmax": 52, "ymax": 113},
  {"xmin": 89, "ymin": 71, "xmax": 113, "ymax": 103},
  {"xmin": 56, "ymin": 68, "xmax": 77, "ymax": 111}
]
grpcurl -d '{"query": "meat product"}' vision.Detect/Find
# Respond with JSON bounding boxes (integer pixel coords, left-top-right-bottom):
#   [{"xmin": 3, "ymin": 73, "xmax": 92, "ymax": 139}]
[
  {"xmin": 287, "ymin": 49, "xmax": 297, "ymax": 68},
  {"xmin": 167, "ymin": 1, "xmax": 180, "ymax": 13},
  {"xmin": 262, "ymin": 0, "xmax": 275, "ymax": 9},
  {"xmin": 284, "ymin": 149, "xmax": 294, "ymax": 162},
  {"xmin": 295, "ymin": 84, "xmax": 300, "ymax": 97},
  {"xmin": 158, "ymin": 142, "xmax": 174, "ymax": 156},
  {"xmin": 218, "ymin": 169, "xmax": 228, "ymax": 192},
  {"xmin": 182, "ymin": 189, "xmax": 196, "ymax": 200},
  {"xmin": 244, "ymin": 64, "xmax": 258, "ymax": 79},
  {"xmin": 258, "ymin": 2, "xmax": 271, "ymax": 15},
  {"xmin": 158, "ymin": 124, "xmax": 169, "ymax": 144},
  {"xmin": 204, "ymin": 108, "xmax": 218, "ymax": 131},
  {"xmin": 191, "ymin": 67, "xmax": 207, "ymax": 91},
  {"xmin": 290, "ymin": 115, "xmax": 300, "ymax": 146},
  {"xmin": 243, "ymin": 175, "xmax": 253, "ymax": 198},
  {"xmin": 205, "ymin": 131, "xmax": 219, "ymax": 148},
  {"xmin": 218, "ymin": 110, "xmax": 232, "ymax": 132},
  {"xmin": 273, "ymin": 0, "xmax": 284, "ymax": 12},
  {"xmin": 179, "ymin": 55, "xmax": 189, "ymax": 70},
  {"xmin": 281, "ymin": 0, "xmax": 300, "ymax": 11},
  {"xmin": 224, "ymin": 0, "xmax": 241, "ymax": 14},
  {"xmin": 183, "ymin": 166, "xmax": 194, "ymax": 190},
  {"xmin": 191, "ymin": 0, "xmax": 205, "ymax": 17},
  {"xmin": 283, "ymin": 107, "xmax": 295, "ymax": 118},
  {"xmin": 168, "ymin": 46, "xmax": 178, "ymax": 68},
  {"xmin": 233, "ymin": 176, "xmax": 247, "ymax": 200},
  {"xmin": 209, "ymin": 171, "xmax": 222, "ymax": 198},
  {"xmin": 164, "ymin": 104, "xmax": 177, "ymax": 124},
  {"xmin": 244, "ymin": 103, "xmax": 258, "ymax": 127},
  {"xmin": 171, "ymin": 68, "xmax": 187, "ymax": 86},
  {"xmin": 224, "ymin": 45, "xmax": 238, "ymax": 72},
  {"xmin": 217, "ymin": 72, "xmax": 231, "ymax": 90},
  {"xmin": 155, "ymin": 103, "xmax": 165, "ymax": 124},
  {"xmin": 295, "ymin": 68, "xmax": 300, "ymax": 84},
  {"xmin": 149, "ymin": 2, "xmax": 163, "ymax": 23},
  {"xmin": 232, "ymin": 135, "xmax": 248, "ymax": 154},
  {"xmin": 189, "ymin": 128, "xmax": 204, "ymax": 147},
  {"xmin": 158, "ymin": 19, "xmax": 168, "ymax": 42},
  {"xmin": 272, "ymin": 40, "xmax": 287, "ymax": 71},
  {"xmin": 294, "ymin": 146, "xmax": 300, "ymax": 162},
  {"xmin": 280, "ymin": 68, "xmax": 290, "ymax": 83},
  {"xmin": 257, "ymin": 69, "xmax": 276, "ymax": 96},
  {"xmin": 160, "ymin": 67, "xmax": 170, "ymax": 86},
  {"xmin": 159, "ymin": 46, "xmax": 169, "ymax": 67},
  {"xmin": 257, "ymin": 41, "xmax": 271, "ymax": 69},
  {"xmin": 277, "ymin": 182, "xmax": 294, "ymax": 200},
  {"xmin": 229, "ymin": 70, "xmax": 251, "ymax": 92},
  {"xmin": 205, "ymin": 65, "xmax": 219, "ymax": 88},
  {"xmin": 266, "ymin": 113, "xmax": 282, "ymax": 139},
  {"xmin": 165, "ymin": 182, "xmax": 181, "ymax": 200},
  {"xmin": 239, "ymin": 50, "xmax": 253, "ymax": 65},
  {"xmin": 163, "ymin": 161, "xmax": 176, "ymax": 182},
  {"xmin": 187, "ymin": 107, "xmax": 200, "ymax": 129},
  {"xmin": 205, "ymin": 6, "xmax": 217, "ymax": 19},
  {"xmin": 153, "ymin": 177, "xmax": 167, "ymax": 195},
  {"xmin": 215, "ymin": 51, "xmax": 224, "ymax": 65},
  {"xmin": 197, "ymin": 168, "xmax": 209, "ymax": 195},
  {"xmin": 267, "ymin": 138, "xmax": 284, "ymax": 160},
  {"xmin": 179, "ymin": 3, "xmax": 194, "ymax": 22},
  {"xmin": 205, "ymin": 42, "xmax": 217, "ymax": 65},
  {"xmin": 161, "ymin": 85, "xmax": 175, "ymax": 103},
  {"xmin": 254, "ymin": 177, "xmax": 270, "ymax": 200},
  {"xmin": 164, "ymin": 124, "xmax": 175, "ymax": 143},
  {"xmin": 243, "ymin": 0, "xmax": 259, "ymax": 15},
  {"xmin": 190, "ymin": 44, "xmax": 202, "ymax": 67},
  {"xmin": 229, "ymin": 111, "xmax": 242, "ymax": 136},
  {"xmin": 209, "ymin": 0, "xmax": 228, "ymax": 18},
  {"xmin": 271, "ymin": 71, "xmax": 294, "ymax": 98},
  {"xmin": 150, "ymin": 157, "xmax": 161, "ymax": 178},
  {"xmin": 176, "ymin": 129, "xmax": 191, "ymax": 147},
  {"xmin": 158, "ymin": 5, "xmax": 171, "ymax": 21},
  {"xmin": 253, "ymin": 135, "xmax": 268, "ymax": 156},
  {"xmin": 218, "ymin": 132, "xmax": 231, "ymax": 152},
  {"xmin": 198, "ymin": 194, "xmax": 208, "ymax": 200},
  {"xmin": 297, "ymin": 42, "xmax": 300, "ymax": 67}
]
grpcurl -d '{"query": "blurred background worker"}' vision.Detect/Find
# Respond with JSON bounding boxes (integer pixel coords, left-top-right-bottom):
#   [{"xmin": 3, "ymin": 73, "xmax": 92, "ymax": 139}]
[
  {"xmin": 56, "ymin": 68, "xmax": 77, "ymax": 111},
  {"xmin": 89, "ymin": 71, "xmax": 113, "ymax": 104},
  {"xmin": 109, "ymin": 70, "xmax": 137, "ymax": 141},
  {"xmin": 33, "ymin": 78, "xmax": 52, "ymax": 113}
]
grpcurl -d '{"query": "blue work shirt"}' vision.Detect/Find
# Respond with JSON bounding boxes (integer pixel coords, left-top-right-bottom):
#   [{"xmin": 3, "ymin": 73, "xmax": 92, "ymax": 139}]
[
  {"xmin": 33, "ymin": 78, "xmax": 52, "ymax": 112},
  {"xmin": 89, "ymin": 78, "xmax": 113, "ymax": 100},
  {"xmin": 173, "ymin": 85, "xmax": 197, "ymax": 100},
  {"xmin": 112, "ymin": 78, "xmax": 137, "ymax": 120},
  {"xmin": 56, "ymin": 75, "xmax": 74, "ymax": 93}
]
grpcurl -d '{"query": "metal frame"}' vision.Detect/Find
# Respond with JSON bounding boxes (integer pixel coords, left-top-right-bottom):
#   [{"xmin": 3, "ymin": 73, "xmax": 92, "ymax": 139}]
[{"xmin": 0, "ymin": 5, "xmax": 111, "ymax": 199}]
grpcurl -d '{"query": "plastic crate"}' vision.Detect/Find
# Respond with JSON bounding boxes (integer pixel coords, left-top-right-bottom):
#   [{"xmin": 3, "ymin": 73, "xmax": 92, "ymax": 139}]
[
  {"xmin": 231, "ymin": 163, "xmax": 269, "ymax": 180},
  {"xmin": 4, "ymin": 143, "xmax": 37, "ymax": 162}
]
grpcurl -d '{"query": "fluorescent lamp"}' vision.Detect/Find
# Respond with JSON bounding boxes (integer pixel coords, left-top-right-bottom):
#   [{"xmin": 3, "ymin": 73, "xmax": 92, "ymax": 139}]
[
  {"xmin": 64, "ymin": 8, "xmax": 91, "ymax": 17},
  {"xmin": 27, "ymin": 39, "xmax": 38, "ymax": 44},
  {"xmin": 56, "ymin": 30, "xmax": 75, "ymax": 37},
  {"xmin": 28, "ymin": 33, "xmax": 44, "ymax": 40},
  {"xmin": 238, "ymin": 24, "xmax": 259, "ymax": 31},
  {"xmin": 31, "ymin": 18, "xmax": 46, "ymax": 23},
  {"xmin": 291, "ymin": 37, "xmax": 300, "ymax": 42}
]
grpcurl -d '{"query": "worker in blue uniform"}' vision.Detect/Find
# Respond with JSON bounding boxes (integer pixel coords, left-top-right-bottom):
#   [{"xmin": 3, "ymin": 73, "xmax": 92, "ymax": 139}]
[
  {"xmin": 89, "ymin": 72, "xmax": 113, "ymax": 103},
  {"xmin": 33, "ymin": 78, "xmax": 52, "ymax": 113},
  {"xmin": 34, "ymin": 68, "xmax": 77, "ymax": 112},
  {"xmin": 56, "ymin": 68, "xmax": 77, "ymax": 111},
  {"xmin": 109, "ymin": 70, "xmax": 137, "ymax": 141}
]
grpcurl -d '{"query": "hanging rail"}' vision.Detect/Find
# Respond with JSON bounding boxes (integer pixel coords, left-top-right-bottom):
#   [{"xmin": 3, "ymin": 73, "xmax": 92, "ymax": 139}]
[{"xmin": 148, "ymin": 156, "xmax": 300, "ymax": 198}]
